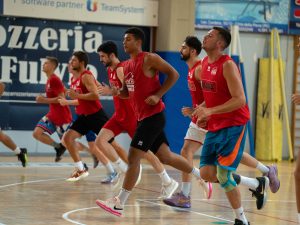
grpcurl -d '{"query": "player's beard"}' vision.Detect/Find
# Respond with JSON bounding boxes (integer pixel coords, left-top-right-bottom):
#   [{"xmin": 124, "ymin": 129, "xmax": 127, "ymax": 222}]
[{"xmin": 180, "ymin": 53, "xmax": 190, "ymax": 61}]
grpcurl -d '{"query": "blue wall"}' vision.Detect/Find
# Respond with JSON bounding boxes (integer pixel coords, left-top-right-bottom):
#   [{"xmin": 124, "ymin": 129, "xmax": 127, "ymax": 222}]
[{"xmin": 157, "ymin": 51, "xmax": 192, "ymax": 154}]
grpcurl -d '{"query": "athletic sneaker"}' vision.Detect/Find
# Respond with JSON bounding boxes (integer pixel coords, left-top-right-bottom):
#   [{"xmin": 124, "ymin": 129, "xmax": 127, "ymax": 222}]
[
  {"xmin": 163, "ymin": 192, "xmax": 191, "ymax": 208},
  {"xmin": 249, "ymin": 176, "xmax": 269, "ymax": 210},
  {"xmin": 92, "ymin": 154, "xmax": 99, "ymax": 169},
  {"xmin": 234, "ymin": 219, "xmax": 250, "ymax": 225},
  {"xmin": 135, "ymin": 164, "xmax": 142, "ymax": 187},
  {"xmin": 54, "ymin": 143, "xmax": 66, "ymax": 162},
  {"xmin": 158, "ymin": 178, "xmax": 179, "ymax": 199},
  {"xmin": 198, "ymin": 179, "xmax": 213, "ymax": 199},
  {"xmin": 264, "ymin": 165, "xmax": 280, "ymax": 193},
  {"xmin": 96, "ymin": 197, "xmax": 123, "ymax": 217},
  {"xmin": 113, "ymin": 164, "xmax": 142, "ymax": 190},
  {"xmin": 66, "ymin": 164, "xmax": 89, "ymax": 182},
  {"xmin": 101, "ymin": 172, "xmax": 119, "ymax": 184},
  {"xmin": 17, "ymin": 148, "xmax": 28, "ymax": 167}
]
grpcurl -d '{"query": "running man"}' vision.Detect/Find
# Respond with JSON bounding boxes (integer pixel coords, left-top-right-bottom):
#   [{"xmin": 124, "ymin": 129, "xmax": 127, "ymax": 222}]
[
  {"xmin": 96, "ymin": 41, "xmax": 178, "ymax": 198},
  {"xmin": 58, "ymin": 61, "xmax": 119, "ymax": 183},
  {"xmin": 62, "ymin": 51, "xmax": 109, "ymax": 181},
  {"xmin": 0, "ymin": 82, "xmax": 28, "ymax": 167},
  {"xmin": 33, "ymin": 56, "xmax": 71, "ymax": 162},
  {"xmin": 164, "ymin": 36, "xmax": 279, "ymax": 209},
  {"xmin": 96, "ymin": 27, "xmax": 205, "ymax": 217},
  {"xmin": 192, "ymin": 27, "xmax": 256, "ymax": 225}
]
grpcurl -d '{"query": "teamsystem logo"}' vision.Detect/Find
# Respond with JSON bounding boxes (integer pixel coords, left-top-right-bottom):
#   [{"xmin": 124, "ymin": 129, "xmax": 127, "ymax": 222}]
[{"xmin": 86, "ymin": 0, "xmax": 97, "ymax": 12}]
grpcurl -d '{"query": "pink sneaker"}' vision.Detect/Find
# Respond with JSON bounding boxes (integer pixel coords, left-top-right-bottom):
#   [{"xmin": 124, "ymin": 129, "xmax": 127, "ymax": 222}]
[
  {"xmin": 198, "ymin": 179, "xmax": 213, "ymax": 199},
  {"xmin": 96, "ymin": 197, "xmax": 123, "ymax": 217}
]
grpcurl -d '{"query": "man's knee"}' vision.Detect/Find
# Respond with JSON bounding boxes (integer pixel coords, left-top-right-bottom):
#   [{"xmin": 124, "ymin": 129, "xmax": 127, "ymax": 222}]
[{"xmin": 216, "ymin": 166, "xmax": 237, "ymax": 192}]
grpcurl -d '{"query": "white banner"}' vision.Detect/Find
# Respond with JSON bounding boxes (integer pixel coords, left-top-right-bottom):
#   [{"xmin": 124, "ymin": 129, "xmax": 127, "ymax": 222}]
[{"xmin": 3, "ymin": 0, "xmax": 158, "ymax": 27}]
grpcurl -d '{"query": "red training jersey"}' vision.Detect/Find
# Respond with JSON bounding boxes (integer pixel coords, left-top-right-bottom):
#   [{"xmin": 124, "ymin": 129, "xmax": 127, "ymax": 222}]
[
  {"xmin": 107, "ymin": 62, "xmax": 136, "ymax": 122},
  {"xmin": 200, "ymin": 55, "xmax": 250, "ymax": 131},
  {"xmin": 46, "ymin": 74, "xmax": 72, "ymax": 126},
  {"xmin": 124, "ymin": 52, "xmax": 165, "ymax": 121},
  {"xmin": 73, "ymin": 70, "xmax": 102, "ymax": 115},
  {"xmin": 187, "ymin": 60, "xmax": 204, "ymax": 124}
]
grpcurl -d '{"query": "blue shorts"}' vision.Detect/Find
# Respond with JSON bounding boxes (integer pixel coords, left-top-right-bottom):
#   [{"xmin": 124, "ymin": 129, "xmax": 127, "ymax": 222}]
[
  {"xmin": 36, "ymin": 116, "xmax": 70, "ymax": 139},
  {"xmin": 73, "ymin": 114, "xmax": 97, "ymax": 142},
  {"xmin": 200, "ymin": 125, "xmax": 246, "ymax": 171}
]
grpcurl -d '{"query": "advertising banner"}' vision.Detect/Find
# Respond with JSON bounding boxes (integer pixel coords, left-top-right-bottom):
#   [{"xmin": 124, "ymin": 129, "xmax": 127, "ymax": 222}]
[
  {"xmin": 1, "ymin": 0, "xmax": 158, "ymax": 27},
  {"xmin": 195, "ymin": 0, "xmax": 289, "ymax": 33},
  {"xmin": 290, "ymin": 0, "xmax": 300, "ymax": 34},
  {"xmin": 0, "ymin": 16, "xmax": 150, "ymax": 130}
]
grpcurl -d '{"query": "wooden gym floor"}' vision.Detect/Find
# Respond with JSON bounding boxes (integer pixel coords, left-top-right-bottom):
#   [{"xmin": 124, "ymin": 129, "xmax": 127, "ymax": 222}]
[{"xmin": 0, "ymin": 155, "xmax": 298, "ymax": 225}]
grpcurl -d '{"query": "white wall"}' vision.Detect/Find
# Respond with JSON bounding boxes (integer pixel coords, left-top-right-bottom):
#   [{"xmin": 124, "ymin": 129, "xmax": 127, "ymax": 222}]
[{"xmin": 196, "ymin": 29, "xmax": 294, "ymax": 159}]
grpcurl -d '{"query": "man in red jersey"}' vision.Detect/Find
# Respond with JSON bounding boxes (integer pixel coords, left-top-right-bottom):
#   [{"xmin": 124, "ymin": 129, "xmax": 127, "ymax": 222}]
[
  {"xmin": 192, "ymin": 27, "xmax": 258, "ymax": 225},
  {"xmin": 96, "ymin": 28, "xmax": 203, "ymax": 217},
  {"xmin": 62, "ymin": 51, "xmax": 109, "ymax": 181},
  {"xmin": 95, "ymin": 41, "xmax": 178, "ymax": 198},
  {"xmin": 33, "ymin": 56, "xmax": 71, "ymax": 162},
  {"xmin": 0, "ymin": 82, "xmax": 28, "ymax": 167},
  {"xmin": 163, "ymin": 36, "xmax": 213, "ymax": 208},
  {"xmin": 164, "ymin": 36, "xmax": 279, "ymax": 210}
]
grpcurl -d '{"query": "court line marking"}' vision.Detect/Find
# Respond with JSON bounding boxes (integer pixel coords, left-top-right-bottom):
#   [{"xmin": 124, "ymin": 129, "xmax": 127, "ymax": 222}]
[
  {"xmin": 0, "ymin": 222, "xmax": 6, "ymax": 225},
  {"xmin": 138, "ymin": 199, "xmax": 234, "ymax": 223},
  {"xmin": 61, "ymin": 199, "xmax": 233, "ymax": 225},
  {"xmin": 0, "ymin": 178, "xmax": 66, "ymax": 189},
  {"xmin": 62, "ymin": 204, "xmax": 137, "ymax": 225}
]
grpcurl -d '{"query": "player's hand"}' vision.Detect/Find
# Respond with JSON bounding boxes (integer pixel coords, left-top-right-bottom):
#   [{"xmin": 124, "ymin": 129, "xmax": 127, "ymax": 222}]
[
  {"xmin": 292, "ymin": 93, "xmax": 300, "ymax": 105},
  {"xmin": 98, "ymin": 82, "xmax": 112, "ymax": 95},
  {"xmin": 58, "ymin": 97, "xmax": 68, "ymax": 106},
  {"xmin": 0, "ymin": 82, "xmax": 5, "ymax": 96},
  {"xmin": 67, "ymin": 89, "xmax": 79, "ymax": 99},
  {"xmin": 181, "ymin": 106, "xmax": 194, "ymax": 117},
  {"xmin": 36, "ymin": 94, "xmax": 45, "ymax": 103},
  {"xmin": 145, "ymin": 95, "xmax": 160, "ymax": 105},
  {"xmin": 192, "ymin": 105, "xmax": 211, "ymax": 123}
]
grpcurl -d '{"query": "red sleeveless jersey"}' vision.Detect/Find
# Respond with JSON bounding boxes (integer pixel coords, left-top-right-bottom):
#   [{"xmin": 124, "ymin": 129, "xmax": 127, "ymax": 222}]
[
  {"xmin": 107, "ymin": 63, "xmax": 135, "ymax": 122},
  {"xmin": 46, "ymin": 74, "xmax": 72, "ymax": 125},
  {"xmin": 73, "ymin": 70, "xmax": 102, "ymax": 115},
  {"xmin": 201, "ymin": 55, "xmax": 250, "ymax": 131},
  {"xmin": 124, "ymin": 52, "xmax": 165, "ymax": 121},
  {"xmin": 187, "ymin": 60, "xmax": 204, "ymax": 124}
]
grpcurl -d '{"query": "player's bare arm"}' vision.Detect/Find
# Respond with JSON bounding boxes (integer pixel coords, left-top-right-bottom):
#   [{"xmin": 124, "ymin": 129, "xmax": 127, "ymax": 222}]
[{"xmin": 116, "ymin": 67, "xmax": 129, "ymax": 99}]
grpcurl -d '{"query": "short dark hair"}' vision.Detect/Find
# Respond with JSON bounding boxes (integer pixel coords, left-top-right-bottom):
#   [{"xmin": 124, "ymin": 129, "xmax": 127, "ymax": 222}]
[
  {"xmin": 124, "ymin": 27, "xmax": 145, "ymax": 43},
  {"xmin": 97, "ymin": 41, "xmax": 118, "ymax": 57},
  {"xmin": 72, "ymin": 51, "xmax": 89, "ymax": 67},
  {"xmin": 46, "ymin": 56, "xmax": 58, "ymax": 69},
  {"xmin": 184, "ymin": 36, "xmax": 202, "ymax": 55},
  {"xmin": 213, "ymin": 27, "xmax": 231, "ymax": 49}
]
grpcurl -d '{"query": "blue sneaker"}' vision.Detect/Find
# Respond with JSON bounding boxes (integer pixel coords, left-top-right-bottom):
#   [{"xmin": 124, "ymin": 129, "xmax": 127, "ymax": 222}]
[{"xmin": 101, "ymin": 172, "xmax": 119, "ymax": 184}]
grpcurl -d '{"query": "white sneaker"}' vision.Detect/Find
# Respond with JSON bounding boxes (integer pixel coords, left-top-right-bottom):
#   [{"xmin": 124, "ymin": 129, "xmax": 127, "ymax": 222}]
[
  {"xmin": 96, "ymin": 197, "xmax": 123, "ymax": 217},
  {"xmin": 66, "ymin": 168, "xmax": 89, "ymax": 182},
  {"xmin": 158, "ymin": 178, "xmax": 179, "ymax": 199},
  {"xmin": 135, "ymin": 164, "xmax": 142, "ymax": 187},
  {"xmin": 113, "ymin": 172, "xmax": 125, "ymax": 190},
  {"xmin": 198, "ymin": 179, "xmax": 213, "ymax": 199}
]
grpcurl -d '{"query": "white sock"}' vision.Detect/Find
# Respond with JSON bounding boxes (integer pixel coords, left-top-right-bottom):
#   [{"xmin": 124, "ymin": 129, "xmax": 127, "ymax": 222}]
[
  {"xmin": 158, "ymin": 169, "xmax": 172, "ymax": 186},
  {"xmin": 117, "ymin": 188, "xmax": 131, "ymax": 207},
  {"xmin": 240, "ymin": 176, "xmax": 259, "ymax": 189},
  {"xmin": 181, "ymin": 182, "xmax": 191, "ymax": 197},
  {"xmin": 191, "ymin": 167, "xmax": 200, "ymax": 178},
  {"xmin": 114, "ymin": 158, "xmax": 128, "ymax": 173},
  {"xmin": 298, "ymin": 213, "xmax": 300, "ymax": 224},
  {"xmin": 14, "ymin": 147, "xmax": 21, "ymax": 155},
  {"xmin": 256, "ymin": 162, "xmax": 269, "ymax": 174},
  {"xmin": 75, "ymin": 161, "xmax": 84, "ymax": 171},
  {"xmin": 234, "ymin": 207, "xmax": 248, "ymax": 225},
  {"xmin": 104, "ymin": 162, "xmax": 115, "ymax": 174}
]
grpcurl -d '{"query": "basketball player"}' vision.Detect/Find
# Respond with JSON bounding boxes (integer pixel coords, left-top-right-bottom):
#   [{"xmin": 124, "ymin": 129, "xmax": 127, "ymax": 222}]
[
  {"xmin": 33, "ymin": 56, "xmax": 71, "ymax": 162},
  {"xmin": 96, "ymin": 41, "xmax": 179, "ymax": 198}
]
